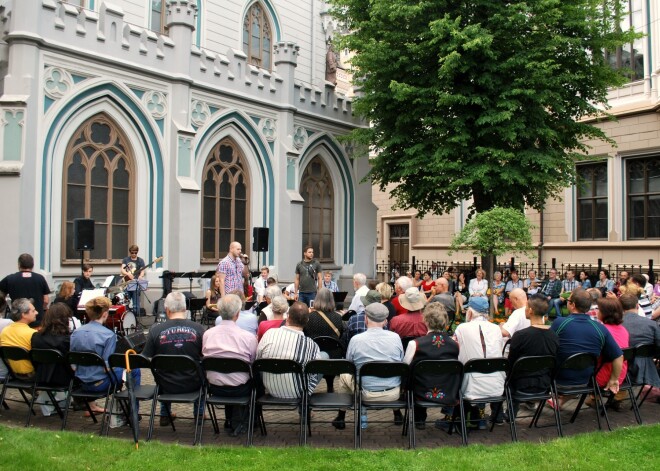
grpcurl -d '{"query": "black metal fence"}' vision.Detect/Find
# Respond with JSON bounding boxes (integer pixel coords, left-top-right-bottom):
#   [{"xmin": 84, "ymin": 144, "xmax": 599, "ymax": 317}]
[{"xmin": 377, "ymin": 257, "xmax": 657, "ymax": 285}]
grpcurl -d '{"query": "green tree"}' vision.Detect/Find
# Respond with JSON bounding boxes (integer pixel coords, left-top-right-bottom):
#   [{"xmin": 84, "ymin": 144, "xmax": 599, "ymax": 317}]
[{"xmin": 331, "ymin": 0, "xmax": 639, "ymax": 215}]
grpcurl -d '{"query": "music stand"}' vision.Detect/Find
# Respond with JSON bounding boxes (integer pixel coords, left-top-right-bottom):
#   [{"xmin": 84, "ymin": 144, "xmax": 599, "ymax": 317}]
[
  {"xmin": 333, "ymin": 291, "xmax": 348, "ymax": 310},
  {"xmin": 126, "ymin": 279, "xmax": 149, "ymax": 326}
]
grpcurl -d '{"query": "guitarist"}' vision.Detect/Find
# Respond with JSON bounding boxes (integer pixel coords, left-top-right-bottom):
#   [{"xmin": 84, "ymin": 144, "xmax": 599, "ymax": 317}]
[{"xmin": 120, "ymin": 245, "xmax": 145, "ymax": 312}]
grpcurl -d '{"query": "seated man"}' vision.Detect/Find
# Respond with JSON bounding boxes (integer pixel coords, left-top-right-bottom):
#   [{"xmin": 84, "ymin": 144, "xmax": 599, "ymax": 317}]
[
  {"xmin": 0, "ymin": 299, "xmax": 37, "ymax": 379},
  {"xmin": 391, "ymin": 276, "xmax": 414, "ymax": 316},
  {"xmin": 507, "ymin": 294, "xmax": 559, "ymax": 417},
  {"xmin": 550, "ymin": 270, "xmax": 578, "ymax": 318},
  {"xmin": 345, "ymin": 290, "xmax": 384, "ymax": 341},
  {"xmin": 540, "ymin": 269, "xmax": 562, "ymax": 318},
  {"xmin": 333, "ymin": 303, "xmax": 404, "ymax": 430},
  {"xmin": 256, "ymin": 301, "xmax": 321, "ymax": 399},
  {"xmin": 142, "ymin": 291, "xmax": 205, "ymax": 426},
  {"xmin": 550, "ymin": 288, "xmax": 623, "ymax": 408},
  {"xmin": 453, "ymin": 297, "xmax": 504, "ymax": 429},
  {"xmin": 390, "ymin": 287, "xmax": 428, "ymax": 339},
  {"xmin": 70, "ymin": 296, "xmax": 141, "ymax": 415},
  {"xmin": 524, "ymin": 270, "xmax": 541, "ymax": 296},
  {"xmin": 428, "ymin": 277, "xmax": 456, "ymax": 322},
  {"xmin": 202, "ymin": 293, "xmax": 258, "ymax": 436},
  {"xmin": 500, "ymin": 288, "xmax": 530, "ymax": 339},
  {"xmin": 620, "ymin": 293, "xmax": 660, "ymax": 391}
]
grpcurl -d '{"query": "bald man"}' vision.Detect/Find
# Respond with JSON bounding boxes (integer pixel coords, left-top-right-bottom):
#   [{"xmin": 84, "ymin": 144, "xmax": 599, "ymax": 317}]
[
  {"xmin": 429, "ymin": 277, "xmax": 456, "ymax": 319},
  {"xmin": 501, "ymin": 288, "xmax": 531, "ymax": 338},
  {"xmin": 216, "ymin": 241, "xmax": 246, "ymax": 298}
]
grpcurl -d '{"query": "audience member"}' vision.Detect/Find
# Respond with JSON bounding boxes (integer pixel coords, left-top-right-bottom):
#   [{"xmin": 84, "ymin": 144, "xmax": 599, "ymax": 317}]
[
  {"xmin": 551, "ymin": 270, "xmax": 578, "ymax": 318},
  {"xmin": 504, "ymin": 270, "xmax": 523, "ymax": 316},
  {"xmin": 429, "ymin": 277, "xmax": 456, "ymax": 322},
  {"xmin": 259, "ymin": 285, "xmax": 284, "ymax": 322},
  {"xmin": 346, "ymin": 290, "xmax": 384, "ymax": 341},
  {"xmin": 303, "ymin": 288, "xmax": 344, "ymax": 345},
  {"xmin": 620, "ymin": 293, "xmax": 660, "ymax": 393},
  {"xmin": 524, "ymin": 270, "xmax": 540, "ymax": 296},
  {"xmin": 0, "ymin": 299, "xmax": 37, "ymax": 378},
  {"xmin": 347, "ymin": 273, "xmax": 369, "ymax": 313},
  {"xmin": 500, "ymin": 288, "xmax": 530, "ymax": 339},
  {"xmin": 142, "ymin": 291, "xmax": 204, "ymax": 426},
  {"xmin": 540, "ymin": 268, "xmax": 562, "ymax": 318},
  {"xmin": 596, "ymin": 269, "xmax": 616, "ymax": 293},
  {"xmin": 202, "ymin": 293, "xmax": 258, "ymax": 436},
  {"xmin": 468, "ymin": 269, "xmax": 488, "ymax": 298},
  {"xmin": 333, "ymin": 303, "xmax": 404, "ymax": 430},
  {"xmin": 256, "ymin": 301, "xmax": 321, "ymax": 398},
  {"xmin": 257, "ymin": 296, "xmax": 288, "ymax": 341},
  {"xmin": 490, "ymin": 271, "xmax": 505, "ymax": 316},
  {"xmin": 390, "ymin": 287, "xmax": 427, "ymax": 339},
  {"xmin": 404, "ymin": 303, "xmax": 459, "ymax": 430},
  {"xmin": 391, "ymin": 276, "xmax": 414, "ymax": 315},
  {"xmin": 376, "ymin": 282, "xmax": 396, "ymax": 322}
]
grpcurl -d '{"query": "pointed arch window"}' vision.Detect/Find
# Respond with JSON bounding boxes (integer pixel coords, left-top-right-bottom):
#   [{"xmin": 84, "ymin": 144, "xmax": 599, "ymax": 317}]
[
  {"xmin": 202, "ymin": 138, "xmax": 250, "ymax": 261},
  {"xmin": 242, "ymin": 2, "xmax": 272, "ymax": 70},
  {"xmin": 62, "ymin": 114, "xmax": 135, "ymax": 263},
  {"xmin": 301, "ymin": 156, "xmax": 334, "ymax": 262}
]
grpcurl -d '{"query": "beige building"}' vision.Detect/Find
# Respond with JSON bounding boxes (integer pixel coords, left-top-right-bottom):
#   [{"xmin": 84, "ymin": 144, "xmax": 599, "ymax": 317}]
[{"xmin": 374, "ymin": 1, "xmax": 660, "ymax": 278}]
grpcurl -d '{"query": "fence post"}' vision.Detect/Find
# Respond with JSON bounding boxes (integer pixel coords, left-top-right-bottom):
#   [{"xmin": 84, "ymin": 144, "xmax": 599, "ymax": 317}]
[
  {"xmin": 510, "ymin": 257, "xmax": 515, "ymax": 272},
  {"xmin": 649, "ymin": 259, "xmax": 655, "ymax": 284},
  {"xmin": 473, "ymin": 256, "xmax": 478, "ymax": 269},
  {"xmin": 412, "ymin": 256, "xmax": 416, "ymax": 273},
  {"xmin": 551, "ymin": 258, "xmax": 556, "ymax": 269}
]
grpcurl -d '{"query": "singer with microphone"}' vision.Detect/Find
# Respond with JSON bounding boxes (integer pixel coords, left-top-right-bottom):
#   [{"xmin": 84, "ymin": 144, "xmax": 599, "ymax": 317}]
[{"xmin": 216, "ymin": 242, "xmax": 249, "ymax": 298}]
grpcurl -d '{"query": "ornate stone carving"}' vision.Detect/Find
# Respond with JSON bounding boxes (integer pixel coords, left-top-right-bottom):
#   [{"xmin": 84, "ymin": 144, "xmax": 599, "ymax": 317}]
[
  {"xmin": 260, "ymin": 118, "xmax": 276, "ymax": 141},
  {"xmin": 190, "ymin": 100, "xmax": 211, "ymax": 127},
  {"xmin": 44, "ymin": 67, "xmax": 74, "ymax": 99},
  {"xmin": 293, "ymin": 125, "xmax": 307, "ymax": 149},
  {"xmin": 143, "ymin": 90, "xmax": 167, "ymax": 119}
]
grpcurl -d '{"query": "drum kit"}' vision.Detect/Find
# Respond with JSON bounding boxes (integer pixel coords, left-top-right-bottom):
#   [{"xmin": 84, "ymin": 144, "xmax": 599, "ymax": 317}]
[{"xmin": 76, "ymin": 283, "xmax": 138, "ymax": 335}]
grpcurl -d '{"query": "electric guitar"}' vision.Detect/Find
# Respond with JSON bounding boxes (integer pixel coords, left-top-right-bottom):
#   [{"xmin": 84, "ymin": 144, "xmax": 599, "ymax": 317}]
[{"xmin": 122, "ymin": 256, "xmax": 163, "ymax": 282}]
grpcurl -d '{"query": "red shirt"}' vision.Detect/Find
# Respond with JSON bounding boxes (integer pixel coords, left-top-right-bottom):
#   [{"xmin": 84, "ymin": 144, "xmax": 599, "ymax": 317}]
[
  {"xmin": 391, "ymin": 296, "xmax": 407, "ymax": 316},
  {"xmin": 389, "ymin": 310, "xmax": 426, "ymax": 338},
  {"xmin": 257, "ymin": 319, "xmax": 283, "ymax": 342}
]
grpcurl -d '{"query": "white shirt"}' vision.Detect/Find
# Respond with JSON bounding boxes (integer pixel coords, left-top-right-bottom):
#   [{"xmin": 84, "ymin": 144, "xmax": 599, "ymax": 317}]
[
  {"xmin": 468, "ymin": 278, "xmax": 488, "ymax": 297},
  {"xmin": 347, "ymin": 285, "xmax": 369, "ymax": 312},
  {"xmin": 501, "ymin": 307, "xmax": 530, "ymax": 338}
]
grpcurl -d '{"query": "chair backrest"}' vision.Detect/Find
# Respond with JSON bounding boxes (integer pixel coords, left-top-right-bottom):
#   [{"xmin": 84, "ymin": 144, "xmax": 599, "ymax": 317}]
[
  {"xmin": 150, "ymin": 354, "xmax": 203, "ymax": 374},
  {"xmin": 508, "ymin": 355, "xmax": 556, "ymax": 378},
  {"xmin": 401, "ymin": 336, "xmax": 416, "ymax": 351},
  {"xmin": 202, "ymin": 357, "xmax": 252, "ymax": 376},
  {"xmin": 621, "ymin": 346, "xmax": 635, "ymax": 362},
  {"xmin": 312, "ymin": 336, "xmax": 345, "ymax": 356},
  {"xmin": 358, "ymin": 361, "xmax": 409, "ymax": 388},
  {"xmin": 67, "ymin": 351, "xmax": 107, "ymax": 368},
  {"xmin": 633, "ymin": 343, "xmax": 657, "ymax": 359},
  {"xmin": 30, "ymin": 348, "xmax": 67, "ymax": 366},
  {"xmin": 463, "ymin": 357, "xmax": 509, "ymax": 375},
  {"xmin": 342, "ymin": 310, "xmax": 356, "ymax": 322},
  {"xmin": 252, "ymin": 358, "xmax": 303, "ymax": 375},
  {"xmin": 1, "ymin": 345, "xmax": 31, "ymax": 362},
  {"xmin": 109, "ymin": 352, "xmax": 151, "ymax": 370},
  {"xmin": 559, "ymin": 352, "xmax": 597, "ymax": 371},
  {"xmin": 305, "ymin": 359, "xmax": 355, "ymax": 378},
  {"xmin": 412, "ymin": 359, "xmax": 463, "ymax": 377}
]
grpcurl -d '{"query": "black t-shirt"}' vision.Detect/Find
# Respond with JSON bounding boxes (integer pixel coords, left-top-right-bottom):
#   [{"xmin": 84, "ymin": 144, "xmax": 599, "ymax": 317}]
[
  {"xmin": 122, "ymin": 256, "xmax": 146, "ymax": 278},
  {"xmin": 74, "ymin": 276, "xmax": 94, "ymax": 293},
  {"xmin": 295, "ymin": 260, "xmax": 322, "ymax": 293},
  {"xmin": 508, "ymin": 326, "xmax": 560, "ymax": 393},
  {"xmin": 142, "ymin": 319, "xmax": 205, "ymax": 393},
  {"xmin": 0, "ymin": 271, "xmax": 51, "ymax": 324}
]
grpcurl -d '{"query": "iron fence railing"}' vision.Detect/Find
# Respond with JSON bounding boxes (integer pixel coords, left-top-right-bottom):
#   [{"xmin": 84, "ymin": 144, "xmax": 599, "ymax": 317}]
[{"xmin": 377, "ymin": 257, "xmax": 657, "ymax": 285}]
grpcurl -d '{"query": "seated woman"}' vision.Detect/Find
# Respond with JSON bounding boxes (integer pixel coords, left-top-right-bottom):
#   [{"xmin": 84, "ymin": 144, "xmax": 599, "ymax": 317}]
[
  {"xmin": 70, "ymin": 297, "xmax": 141, "ymax": 415},
  {"xmin": 490, "ymin": 271, "xmax": 505, "ymax": 317},
  {"xmin": 412, "ymin": 270, "xmax": 423, "ymax": 289},
  {"xmin": 579, "ymin": 270, "xmax": 592, "ymax": 290},
  {"xmin": 376, "ymin": 282, "xmax": 396, "ymax": 322},
  {"xmin": 454, "ymin": 272, "xmax": 469, "ymax": 313},
  {"xmin": 53, "ymin": 281, "xmax": 78, "ymax": 314},
  {"xmin": 257, "ymin": 295, "xmax": 288, "ymax": 341},
  {"xmin": 303, "ymin": 287, "xmax": 344, "ymax": 350},
  {"xmin": 592, "ymin": 297, "xmax": 628, "ymax": 410},
  {"xmin": 420, "ymin": 271, "xmax": 435, "ymax": 299},
  {"xmin": 403, "ymin": 302, "xmax": 460, "ymax": 430},
  {"xmin": 468, "ymin": 269, "xmax": 488, "ymax": 298},
  {"xmin": 31, "ymin": 304, "xmax": 73, "ymax": 416},
  {"xmin": 205, "ymin": 274, "xmax": 222, "ymax": 323}
]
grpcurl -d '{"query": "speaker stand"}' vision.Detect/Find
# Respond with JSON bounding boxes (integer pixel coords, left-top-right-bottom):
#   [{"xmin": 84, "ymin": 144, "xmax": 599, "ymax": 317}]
[{"xmin": 79, "ymin": 250, "xmax": 84, "ymax": 276}]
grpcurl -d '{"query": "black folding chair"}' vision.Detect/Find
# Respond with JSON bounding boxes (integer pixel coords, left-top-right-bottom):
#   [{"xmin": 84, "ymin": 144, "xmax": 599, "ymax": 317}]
[
  {"xmin": 64, "ymin": 351, "xmax": 122, "ymax": 434},
  {"xmin": 357, "ymin": 361, "xmax": 410, "ymax": 449},
  {"xmin": 505, "ymin": 355, "xmax": 561, "ymax": 440},
  {"xmin": 599, "ymin": 347, "xmax": 642, "ymax": 424},
  {"xmin": 630, "ymin": 343, "xmax": 658, "ymax": 408},
  {"xmin": 553, "ymin": 352, "xmax": 611, "ymax": 432},
  {"xmin": 401, "ymin": 337, "xmax": 417, "ymax": 352},
  {"xmin": 305, "ymin": 359, "xmax": 358, "ymax": 448},
  {"xmin": 312, "ymin": 336, "xmax": 345, "ymax": 358},
  {"xmin": 28, "ymin": 348, "xmax": 74, "ymax": 428},
  {"xmin": 461, "ymin": 357, "xmax": 513, "ymax": 444},
  {"xmin": 252, "ymin": 358, "xmax": 307, "ymax": 446},
  {"xmin": 410, "ymin": 360, "xmax": 466, "ymax": 447},
  {"xmin": 107, "ymin": 353, "xmax": 156, "ymax": 437},
  {"xmin": 148, "ymin": 354, "xmax": 206, "ymax": 445},
  {"xmin": 0, "ymin": 346, "xmax": 37, "ymax": 425},
  {"xmin": 201, "ymin": 357, "xmax": 255, "ymax": 446}
]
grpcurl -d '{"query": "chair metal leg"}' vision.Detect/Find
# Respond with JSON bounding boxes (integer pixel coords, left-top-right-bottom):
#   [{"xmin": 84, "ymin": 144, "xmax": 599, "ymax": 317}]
[
  {"xmin": 627, "ymin": 386, "xmax": 642, "ymax": 425},
  {"xmin": 147, "ymin": 396, "xmax": 157, "ymax": 441},
  {"xmin": 594, "ymin": 385, "xmax": 611, "ymax": 431},
  {"xmin": 25, "ymin": 386, "xmax": 38, "ymax": 427},
  {"xmin": 458, "ymin": 398, "xmax": 467, "ymax": 446},
  {"xmin": 638, "ymin": 385, "xmax": 653, "ymax": 408},
  {"xmin": 410, "ymin": 400, "xmax": 416, "ymax": 449}
]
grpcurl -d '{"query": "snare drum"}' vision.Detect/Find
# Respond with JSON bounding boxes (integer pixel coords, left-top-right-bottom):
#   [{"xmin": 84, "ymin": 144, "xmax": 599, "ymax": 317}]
[{"xmin": 111, "ymin": 292, "xmax": 128, "ymax": 306}]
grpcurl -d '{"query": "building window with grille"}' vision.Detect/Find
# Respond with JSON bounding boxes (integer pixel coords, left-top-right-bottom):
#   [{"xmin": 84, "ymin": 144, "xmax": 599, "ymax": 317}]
[
  {"xmin": 62, "ymin": 114, "xmax": 135, "ymax": 262},
  {"xmin": 576, "ymin": 162, "xmax": 608, "ymax": 240},
  {"xmin": 242, "ymin": 2, "xmax": 272, "ymax": 70},
  {"xmin": 301, "ymin": 157, "xmax": 334, "ymax": 262},
  {"xmin": 604, "ymin": 0, "xmax": 645, "ymax": 82},
  {"xmin": 627, "ymin": 157, "xmax": 660, "ymax": 239},
  {"xmin": 201, "ymin": 138, "xmax": 250, "ymax": 261}
]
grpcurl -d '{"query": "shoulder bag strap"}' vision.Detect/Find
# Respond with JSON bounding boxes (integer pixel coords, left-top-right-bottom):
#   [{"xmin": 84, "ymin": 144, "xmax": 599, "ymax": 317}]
[{"xmin": 317, "ymin": 310, "xmax": 340, "ymax": 337}]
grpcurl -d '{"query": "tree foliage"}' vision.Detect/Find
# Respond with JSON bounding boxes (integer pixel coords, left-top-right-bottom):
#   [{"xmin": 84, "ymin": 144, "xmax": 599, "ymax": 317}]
[
  {"xmin": 448, "ymin": 207, "xmax": 535, "ymax": 259},
  {"xmin": 330, "ymin": 0, "xmax": 640, "ymax": 215}
]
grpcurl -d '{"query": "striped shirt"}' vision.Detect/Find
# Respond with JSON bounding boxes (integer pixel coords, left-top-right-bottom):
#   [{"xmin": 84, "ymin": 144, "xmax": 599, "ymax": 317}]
[
  {"xmin": 562, "ymin": 279, "xmax": 578, "ymax": 293},
  {"xmin": 256, "ymin": 326, "xmax": 321, "ymax": 398}
]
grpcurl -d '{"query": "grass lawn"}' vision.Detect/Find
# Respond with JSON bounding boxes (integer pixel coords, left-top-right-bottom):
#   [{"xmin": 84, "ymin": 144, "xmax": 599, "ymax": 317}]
[{"xmin": 1, "ymin": 423, "xmax": 658, "ymax": 470}]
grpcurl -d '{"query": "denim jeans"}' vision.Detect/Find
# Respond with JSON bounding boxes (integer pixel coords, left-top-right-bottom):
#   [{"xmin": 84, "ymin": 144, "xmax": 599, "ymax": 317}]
[
  {"xmin": 549, "ymin": 298, "xmax": 564, "ymax": 318},
  {"xmin": 298, "ymin": 291, "xmax": 317, "ymax": 307}
]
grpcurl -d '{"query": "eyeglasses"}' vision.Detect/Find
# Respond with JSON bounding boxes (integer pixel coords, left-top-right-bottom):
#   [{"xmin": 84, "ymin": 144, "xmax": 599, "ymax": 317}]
[{"xmin": 130, "ymin": 251, "xmax": 138, "ymax": 254}]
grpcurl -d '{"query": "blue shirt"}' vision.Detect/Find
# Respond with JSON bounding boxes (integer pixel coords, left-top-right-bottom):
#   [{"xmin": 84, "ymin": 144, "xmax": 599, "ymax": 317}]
[
  {"xmin": 70, "ymin": 321, "xmax": 116, "ymax": 383},
  {"xmin": 236, "ymin": 311, "xmax": 258, "ymax": 336},
  {"xmin": 347, "ymin": 328, "xmax": 404, "ymax": 391},
  {"xmin": 551, "ymin": 314, "xmax": 622, "ymax": 385}
]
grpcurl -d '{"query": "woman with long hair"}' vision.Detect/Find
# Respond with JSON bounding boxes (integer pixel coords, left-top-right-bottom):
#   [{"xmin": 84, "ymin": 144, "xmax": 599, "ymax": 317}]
[
  {"xmin": 31, "ymin": 304, "xmax": 74, "ymax": 416},
  {"xmin": 205, "ymin": 274, "xmax": 222, "ymax": 322}
]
